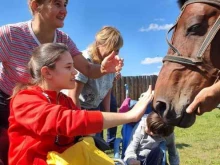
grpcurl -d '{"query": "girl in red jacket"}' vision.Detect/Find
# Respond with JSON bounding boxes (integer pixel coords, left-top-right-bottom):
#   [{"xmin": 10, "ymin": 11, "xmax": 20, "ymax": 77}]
[{"xmin": 8, "ymin": 43, "xmax": 154, "ymax": 165}]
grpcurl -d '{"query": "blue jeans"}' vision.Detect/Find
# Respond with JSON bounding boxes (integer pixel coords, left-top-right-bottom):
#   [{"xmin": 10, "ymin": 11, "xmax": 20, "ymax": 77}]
[
  {"xmin": 99, "ymin": 94, "xmax": 118, "ymax": 148},
  {"xmin": 106, "ymin": 94, "xmax": 117, "ymax": 148},
  {"xmin": 138, "ymin": 147, "xmax": 164, "ymax": 165}
]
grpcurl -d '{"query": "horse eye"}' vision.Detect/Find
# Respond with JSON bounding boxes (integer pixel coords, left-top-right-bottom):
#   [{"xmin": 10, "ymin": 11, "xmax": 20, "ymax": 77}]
[{"xmin": 186, "ymin": 24, "xmax": 201, "ymax": 35}]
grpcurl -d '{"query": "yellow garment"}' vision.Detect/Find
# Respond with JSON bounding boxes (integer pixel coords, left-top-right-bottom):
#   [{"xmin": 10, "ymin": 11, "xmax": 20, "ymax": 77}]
[{"xmin": 47, "ymin": 137, "xmax": 114, "ymax": 165}]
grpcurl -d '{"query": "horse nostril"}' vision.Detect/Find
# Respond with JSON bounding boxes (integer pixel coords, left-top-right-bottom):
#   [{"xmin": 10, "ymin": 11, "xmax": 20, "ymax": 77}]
[{"xmin": 155, "ymin": 101, "xmax": 167, "ymax": 116}]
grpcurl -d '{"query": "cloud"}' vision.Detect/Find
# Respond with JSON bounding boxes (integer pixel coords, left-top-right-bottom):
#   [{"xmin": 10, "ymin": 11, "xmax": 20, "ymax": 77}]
[
  {"xmin": 139, "ymin": 23, "xmax": 173, "ymax": 32},
  {"xmin": 157, "ymin": 65, "xmax": 162, "ymax": 69},
  {"xmin": 141, "ymin": 57, "xmax": 163, "ymax": 65},
  {"xmin": 154, "ymin": 18, "xmax": 165, "ymax": 22}
]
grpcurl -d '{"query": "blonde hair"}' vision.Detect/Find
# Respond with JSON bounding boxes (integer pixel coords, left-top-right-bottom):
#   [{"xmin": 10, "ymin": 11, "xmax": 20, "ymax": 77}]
[{"xmin": 88, "ymin": 26, "xmax": 123, "ymax": 64}]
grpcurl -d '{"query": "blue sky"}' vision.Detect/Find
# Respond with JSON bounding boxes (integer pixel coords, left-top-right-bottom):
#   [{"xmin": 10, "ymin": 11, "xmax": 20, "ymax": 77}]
[{"xmin": 0, "ymin": 0, "xmax": 180, "ymax": 76}]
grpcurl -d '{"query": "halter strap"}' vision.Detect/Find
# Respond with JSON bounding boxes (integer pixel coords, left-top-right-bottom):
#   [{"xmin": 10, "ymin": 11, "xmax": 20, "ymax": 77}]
[
  {"xmin": 166, "ymin": 24, "xmax": 181, "ymax": 56},
  {"xmin": 165, "ymin": 5, "xmax": 187, "ymax": 56},
  {"xmin": 163, "ymin": 54, "xmax": 202, "ymax": 66},
  {"xmin": 164, "ymin": 16, "xmax": 220, "ymax": 66},
  {"xmin": 163, "ymin": 0, "xmax": 220, "ymax": 81},
  {"xmin": 197, "ymin": 16, "xmax": 220, "ymax": 58},
  {"xmin": 166, "ymin": 2, "xmax": 220, "ymax": 59}
]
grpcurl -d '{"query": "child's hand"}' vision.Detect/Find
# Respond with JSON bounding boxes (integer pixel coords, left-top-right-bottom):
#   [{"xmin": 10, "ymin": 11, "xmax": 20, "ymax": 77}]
[
  {"xmin": 101, "ymin": 51, "xmax": 124, "ymax": 73},
  {"xmin": 128, "ymin": 85, "xmax": 154, "ymax": 122},
  {"xmin": 128, "ymin": 158, "xmax": 141, "ymax": 165}
]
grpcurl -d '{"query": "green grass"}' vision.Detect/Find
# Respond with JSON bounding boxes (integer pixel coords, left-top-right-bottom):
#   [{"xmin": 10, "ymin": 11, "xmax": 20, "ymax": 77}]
[
  {"xmin": 174, "ymin": 109, "xmax": 220, "ymax": 165},
  {"xmin": 104, "ymin": 109, "xmax": 220, "ymax": 165}
]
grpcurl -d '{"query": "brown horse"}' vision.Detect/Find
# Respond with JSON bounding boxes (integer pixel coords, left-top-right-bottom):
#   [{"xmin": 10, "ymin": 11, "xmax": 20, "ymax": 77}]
[{"xmin": 153, "ymin": 0, "xmax": 220, "ymax": 128}]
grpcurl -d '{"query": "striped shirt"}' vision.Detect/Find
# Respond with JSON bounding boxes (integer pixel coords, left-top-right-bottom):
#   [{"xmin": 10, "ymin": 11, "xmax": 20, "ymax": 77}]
[{"xmin": 0, "ymin": 20, "xmax": 81, "ymax": 95}]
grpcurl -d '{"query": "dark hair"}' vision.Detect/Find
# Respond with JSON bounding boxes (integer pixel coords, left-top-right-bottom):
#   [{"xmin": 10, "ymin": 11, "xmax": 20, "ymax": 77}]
[
  {"xmin": 12, "ymin": 43, "xmax": 69, "ymax": 97},
  {"xmin": 29, "ymin": 43, "xmax": 68, "ymax": 83},
  {"xmin": 147, "ymin": 111, "xmax": 174, "ymax": 137},
  {"xmin": 178, "ymin": 0, "xmax": 188, "ymax": 8}
]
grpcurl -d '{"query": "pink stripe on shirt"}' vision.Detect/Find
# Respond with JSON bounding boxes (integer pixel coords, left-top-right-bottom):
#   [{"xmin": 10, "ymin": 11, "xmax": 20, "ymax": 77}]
[{"xmin": 0, "ymin": 21, "xmax": 81, "ymax": 95}]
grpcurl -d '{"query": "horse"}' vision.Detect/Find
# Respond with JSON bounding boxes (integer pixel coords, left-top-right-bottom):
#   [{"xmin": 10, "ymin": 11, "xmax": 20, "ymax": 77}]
[{"xmin": 153, "ymin": 0, "xmax": 220, "ymax": 128}]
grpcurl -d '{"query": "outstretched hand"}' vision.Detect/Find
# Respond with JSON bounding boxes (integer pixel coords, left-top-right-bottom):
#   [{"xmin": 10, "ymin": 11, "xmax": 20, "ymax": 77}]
[
  {"xmin": 101, "ymin": 51, "xmax": 124, "ymax": 73},
  {"xmin": 128, "ymin": 85, "xmax": 154, "ymax": 122},
  {"xmin": 186, "ymin": 83, "xmax": 220, "ymax": 115}
]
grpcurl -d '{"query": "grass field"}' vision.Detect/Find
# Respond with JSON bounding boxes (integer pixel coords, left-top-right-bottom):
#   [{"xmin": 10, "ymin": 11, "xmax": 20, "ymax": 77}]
[
  {"xmin": 105, "ymin": 109, "xmax": 220, "ymax": 165},
  {"xmin": 174, "ymin": 109, "xmax": 220, "ymax": 165}
]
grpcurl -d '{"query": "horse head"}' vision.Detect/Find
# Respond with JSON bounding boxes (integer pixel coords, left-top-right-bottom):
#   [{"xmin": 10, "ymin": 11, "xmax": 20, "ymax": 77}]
[{"xmin": 153, "ymin": 0, "xmax": 220, "ymax": 128}]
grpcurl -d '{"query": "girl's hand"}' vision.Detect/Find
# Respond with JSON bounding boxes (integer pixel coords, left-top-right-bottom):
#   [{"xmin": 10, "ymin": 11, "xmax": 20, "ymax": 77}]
[
  {"xmin": 101, "ymin": 51, "xmax": 124, "ymax": 73},
  {"xmin": 128, "ymin": 85, "xmax": 154, "ymax": 122}
]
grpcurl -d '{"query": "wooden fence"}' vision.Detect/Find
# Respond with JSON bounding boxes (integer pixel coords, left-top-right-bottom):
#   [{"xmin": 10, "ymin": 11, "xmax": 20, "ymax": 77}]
[{"xmin": 112, "ymin": 75, "xmax": 158, "ymax": 107}]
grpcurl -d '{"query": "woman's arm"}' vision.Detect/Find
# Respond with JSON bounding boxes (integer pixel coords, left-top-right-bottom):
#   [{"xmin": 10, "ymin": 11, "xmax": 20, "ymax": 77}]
[
  {"xmin": 11, "ymin": 91, "xmax": 103, "ymax": 136},
  {"xmin": 11, "ymin": 86, "xmax": 153, "ymax": 137},
  {"xmin": 68, "ymin": 80, "xmax": 85, "ymax": 109}
]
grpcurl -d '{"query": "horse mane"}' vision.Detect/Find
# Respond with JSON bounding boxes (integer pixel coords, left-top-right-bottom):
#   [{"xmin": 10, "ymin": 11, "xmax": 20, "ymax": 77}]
[{"xmin": 178, "ymin": 0, "xmax": 188, "ymax": 8}]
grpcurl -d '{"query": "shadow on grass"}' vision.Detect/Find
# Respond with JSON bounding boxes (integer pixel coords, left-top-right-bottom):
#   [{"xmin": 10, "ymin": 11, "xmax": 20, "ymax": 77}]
[{"xmin": 176, "ymin": 143, "xmax": 191, "ymax": 149}]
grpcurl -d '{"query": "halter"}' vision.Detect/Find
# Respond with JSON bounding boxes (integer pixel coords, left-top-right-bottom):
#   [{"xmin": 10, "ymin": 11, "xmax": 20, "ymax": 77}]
[{"xmin": 163, "ymin": 0, "xmax": 220, "ymax": 82}]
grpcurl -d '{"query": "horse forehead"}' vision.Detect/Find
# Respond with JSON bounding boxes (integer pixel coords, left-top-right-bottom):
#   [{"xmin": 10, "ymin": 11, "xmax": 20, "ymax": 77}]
[{"xmin": 184, "ymin": 3, "xmax": 217, "ymax": 16}]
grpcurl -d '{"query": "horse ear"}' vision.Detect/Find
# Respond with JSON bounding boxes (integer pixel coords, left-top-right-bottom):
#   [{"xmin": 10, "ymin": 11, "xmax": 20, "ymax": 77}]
[{"xmin": 177, "ymin": 0, "xmax": 188, "ymax": 8}]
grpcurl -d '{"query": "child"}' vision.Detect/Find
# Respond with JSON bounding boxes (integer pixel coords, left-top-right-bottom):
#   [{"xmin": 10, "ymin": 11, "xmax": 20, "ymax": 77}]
[
  {"xmin": 68, "ymin": 26, "xmax": 123, "ymax": 138},
  {"xmin": 68, "ymin": 26, "xmax": 123, "ymax": 110},
  {"xmin": 124, "ymin": 111, "xmax": 176, "ymax": 165},
  {"xmin": 8, "ymin": 43, "xmax": 153, "ymax": 165}
]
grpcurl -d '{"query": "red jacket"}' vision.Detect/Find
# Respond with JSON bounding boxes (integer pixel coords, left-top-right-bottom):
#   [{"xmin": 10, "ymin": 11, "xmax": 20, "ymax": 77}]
[{"xmin": 8, "ymin": 86, "xmax": 103, "ymax": 165}]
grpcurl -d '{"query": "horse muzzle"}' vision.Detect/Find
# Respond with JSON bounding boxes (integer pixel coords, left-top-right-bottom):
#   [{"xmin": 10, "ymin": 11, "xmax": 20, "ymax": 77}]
[{"xmin": 153, "ymin": 99, "xmax": 196, "ymax": 128}]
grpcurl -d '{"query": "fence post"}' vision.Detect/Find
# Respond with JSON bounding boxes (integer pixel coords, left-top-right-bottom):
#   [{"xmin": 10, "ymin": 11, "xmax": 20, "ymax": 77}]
[{"xmin": 114, "ymin": 75, "xmax": 157, "ymax": 106}]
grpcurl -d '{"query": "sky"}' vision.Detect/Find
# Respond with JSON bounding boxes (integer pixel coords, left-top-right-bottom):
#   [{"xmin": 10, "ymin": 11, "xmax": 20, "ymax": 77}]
[{"xmin": 0, "ymin": 0, "xmax": 181, "ymax": 76}]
